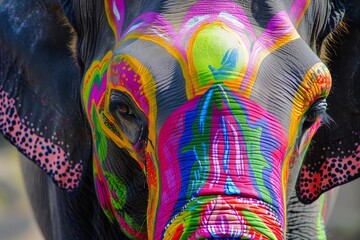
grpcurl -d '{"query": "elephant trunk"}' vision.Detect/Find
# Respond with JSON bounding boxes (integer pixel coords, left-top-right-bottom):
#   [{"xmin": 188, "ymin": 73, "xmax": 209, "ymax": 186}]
[
  {"xmin": 149, "ymin": 86, "xmax": 288, "ymax": 239},
  {"xmin": 163, "ymin": 195, "xmax": 283, "ymax": 239}
]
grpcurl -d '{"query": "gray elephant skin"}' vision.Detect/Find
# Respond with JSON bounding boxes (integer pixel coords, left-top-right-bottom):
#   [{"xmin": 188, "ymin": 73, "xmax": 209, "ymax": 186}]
[{"xmin": 0, "ymin": 0, "xmax": 360, "ymax": 239}]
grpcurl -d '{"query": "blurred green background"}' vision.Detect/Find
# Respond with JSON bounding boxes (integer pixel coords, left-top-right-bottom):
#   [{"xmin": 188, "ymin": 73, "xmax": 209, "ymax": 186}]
[
  {"xmin": 0, "ymin": 136, "xmax": 360, "ymax": 240},
  {"xmin": 0, "ymin": 138, "xmax": 43, "ymax": 240}
]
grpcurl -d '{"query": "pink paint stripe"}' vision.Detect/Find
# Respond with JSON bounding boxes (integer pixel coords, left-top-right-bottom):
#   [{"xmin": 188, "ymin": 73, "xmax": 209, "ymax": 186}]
[
  {"xmin": 240, "ymin": 11, "xmax": 297, "ymax": 92},
  {"xmin": 289, "ymin": 0, "xmax": 310, "ymax": 26},
  {"xmin": 179, "ymin": 0, "xmax": 255, "ymax": 49},
  {"xmin": 258, "ymin": 11, "xmax": 295, "ymax": 50},
  {"xmin": 118, "ymin": 214, "xmax": 148, "ymax": 239},
  {"xmin": 87, "ymin": 74, "xmax": 107, "ymax": 114},
  {"xmin": 182, "ymin": 0, "xmax": 253, "ymax": 34},
  {"xmin": 123, "ymin": 12, "xmax": 178, "ymax": 41},
  {"xmin": 113, "ymin": 0, "xmax": 125, "ymax": 40},
  {"xmin": 105, "ymin": 0, "xmax": 125, "ymax": 41}
]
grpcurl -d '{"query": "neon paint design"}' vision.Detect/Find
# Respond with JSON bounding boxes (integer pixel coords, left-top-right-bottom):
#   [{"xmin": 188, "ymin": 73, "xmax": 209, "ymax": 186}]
[
  {"xmin": 81, "ymin": 0, "xmax": 333, "ymax": 239},
  {"xmin": 182, "ymin": 2, "xmax": 302, "ymax": 98},
  {"xmin": 105, "ymin": 54, "xmax": 159, "ymax": 237},
  {"xmin": 82, "ymin": 52, "xmax": 153, "ymax": 239},
  {"xmin": 156, "ymin": 87, "xmax": 288, "ymax": 239},
  {"xmin": 119, "ymin": 1, "xmax": 302, "ymax": 99},
  {"xmin": 299, "ymin": 143, "xmax": 360, "ymax": 202},
  {"xmin": 164, "ymin": 196, "xmax": 282, "ymax": 240},
  {"xmin": 283, "ymin": 62, "xmax": 332, "ymax": 204},
  {"xmin": 290, "ymin": 0, "xmax": 311, "ymax": 28},
  {"xmin": 316, "ymin": 194, "xmax": 327, "ymax": 239},
  {"xmin": 104, "ymin": 0, "xmax": 125, "ymax": 42}
]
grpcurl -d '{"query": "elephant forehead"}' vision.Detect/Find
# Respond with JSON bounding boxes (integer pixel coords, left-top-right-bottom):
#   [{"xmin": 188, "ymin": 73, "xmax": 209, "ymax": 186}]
[
  {"xmin": 104, "ymin": 0, "xmax": 335, "ymax": 105},
  {"xmin": 114, "ymin": 15, "xmax": 330, "ymax": 127},
  {"xmin": 97, "ymin": 0, "xmax": 333, "ymax": 138},
  {"xmin": 184, "ymin": 22, "xmax": 249, "ymax": 95},
  {"xmin": 119, "ymin": 6, "xmax": 301, "ymax": 99}
]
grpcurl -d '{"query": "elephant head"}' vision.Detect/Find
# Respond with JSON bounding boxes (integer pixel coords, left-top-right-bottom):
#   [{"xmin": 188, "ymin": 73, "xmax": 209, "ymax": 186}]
[{"xmin": 1, "ymin": 0, "xmax": 359, "ymax": 239}]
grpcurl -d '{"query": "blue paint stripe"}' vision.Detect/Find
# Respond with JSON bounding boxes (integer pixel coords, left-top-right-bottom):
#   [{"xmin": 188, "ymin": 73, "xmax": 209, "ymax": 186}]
[
  {"xmin": 222, "ymin": 116, "xmax": 230, "ymax": 173},
  {"xmin": 199, "ymin": 88, "xmax": 214, "ymax": 134}
]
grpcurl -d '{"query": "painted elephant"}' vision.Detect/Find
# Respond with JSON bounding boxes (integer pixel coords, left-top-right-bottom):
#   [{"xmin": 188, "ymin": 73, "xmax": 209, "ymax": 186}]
[{"xmin": 1, "ymin": 0, "xmax": 360, "ymax": 239}]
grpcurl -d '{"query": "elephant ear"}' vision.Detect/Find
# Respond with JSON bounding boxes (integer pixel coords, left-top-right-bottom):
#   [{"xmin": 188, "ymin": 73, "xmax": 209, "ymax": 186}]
[
  {"xmin": 59, "ymin": 0, "xmax": 120, "ymax": 63},
  {"xmin": 296, "ymin": 9, "xmax": 360, "ymax": 204},
  {"xmin": 0, "ymin": 1, "xmax": 91, "ymax": 192}
]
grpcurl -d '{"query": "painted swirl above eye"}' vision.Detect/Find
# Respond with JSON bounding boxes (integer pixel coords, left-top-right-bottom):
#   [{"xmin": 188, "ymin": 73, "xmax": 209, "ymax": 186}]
[{"xmin": 109, "ymin": 90, "xmax": 148, "ymax": 145}]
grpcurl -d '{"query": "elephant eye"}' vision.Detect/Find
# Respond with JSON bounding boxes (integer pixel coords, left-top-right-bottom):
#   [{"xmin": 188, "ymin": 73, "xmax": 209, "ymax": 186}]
[
  {"xmin": 109, "ymin": 90, "xmax": 148, "ymax": 145},
  {"xmin": 302, "ymin": 99, "xmax": 329, "ymax": 130},
  {"xmin": 117, "ymin": 104, "xmax": 133, "ymax": 116}
]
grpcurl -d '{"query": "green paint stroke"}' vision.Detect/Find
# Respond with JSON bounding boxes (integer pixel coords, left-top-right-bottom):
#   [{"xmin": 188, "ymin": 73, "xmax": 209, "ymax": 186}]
[
  {"xmin": 192, "ymin": 25, "xmax": 245, "ymax": 86},
  {"xmin": 92, "ymin": 107, "xmax": 108, "ymax": 163},
  {"xmin": 105, "ymin": 171, "xmax": 127, "ymax": 211},
  {"xmin": 104, "ymin": 171, "xmax": 145, "ymax": 234},
  {"xmin": 228, "ymin": 97, "xmax": 272, "ymax": 205},
  {"xmin": 317, "ymin": 194, "xmax": 327, "ymax": 240},
  {"xmin": 101, "ymin": 112, "xmax": 123, "ymax": 139},
  {"xmin": 83, "ymin": 58, "xmax": 110, "ymax": 108},
  {"xmin": 181, "ymin": 96, "xmax": 213, "ymax": 198},
  {"xmin": 181, "ymin": 89, "xmax": 272, "ymax": 203},
  {"xmin": 242, "ymin": 210, "xmax": 277, "ymax": 240},
  {"xmin": 83, "ymin": 56, "xmax": 111, "ymax": 164},
  {"xmin": 103, "ymin": 208, "xmax": 116, "ymax": 223},
  {"xmin": 173, "ymin": 198, "xmax": 208, "ymax": 240}
]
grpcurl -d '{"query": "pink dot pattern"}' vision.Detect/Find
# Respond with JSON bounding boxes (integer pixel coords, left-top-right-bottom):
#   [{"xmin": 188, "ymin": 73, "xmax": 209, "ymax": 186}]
[
  {"xmin": 0, "ymin": 91, "xmax": 82, "ymax": 191},
  {"xmin": 298, "ymin": 136, "xmax": 360, "ymax": 203}
]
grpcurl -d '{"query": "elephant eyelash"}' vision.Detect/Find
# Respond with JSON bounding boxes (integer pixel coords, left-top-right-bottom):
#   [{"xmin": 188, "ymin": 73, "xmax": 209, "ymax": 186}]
[
  {"xmin": 319, "ymin": 111, "xmax": 333, "ymax": 128},
  {"xmin": 303, "ymin": 99, "xmax": 332, "ymax": 130}
]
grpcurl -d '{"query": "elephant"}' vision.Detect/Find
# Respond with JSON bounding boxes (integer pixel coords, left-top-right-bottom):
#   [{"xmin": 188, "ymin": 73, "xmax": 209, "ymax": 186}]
[{"xmin": 0, "ymin": 0, "xmax": 360, "ymax": 239}]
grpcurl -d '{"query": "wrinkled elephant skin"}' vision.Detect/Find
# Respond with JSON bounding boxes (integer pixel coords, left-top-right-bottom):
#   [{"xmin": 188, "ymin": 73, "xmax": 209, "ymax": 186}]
[{"xmin": 1, "ymin": 0, "xmax": 360, "ymax": 239}]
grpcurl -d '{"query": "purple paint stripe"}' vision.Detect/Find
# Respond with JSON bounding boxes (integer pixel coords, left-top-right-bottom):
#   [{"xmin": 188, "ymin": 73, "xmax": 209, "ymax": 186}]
[
  {"xmin": 178, "ymin": 0, "xmax": 256, "ymax": 56},
  {"xmin": 113, "ymin": 0, "xmax": 125, "ymax": 40},
  {"xmin": 289, "ymin": 0, "xmax": 308, "ymax": 24},
  {"xmin": 181, "ymin": 0, "xmax": 254, "ymax": 36},
  {"xmin": 87, "ymin": 74, "xmax": 107, "ymax": 114},
  {"xmin": 122, "ymin": 12, "xmax": 185, "ymax": 57},
  {"xmin": 258, "ymin": 11, "xmax": 295, "ymax": 49},
  {"xmin": 122, "ymin": 12, "xmax": 159, "ymax": 36},
  {"xmin": 156, "ymin": 97, "xmax": 200, "ymax": 239},
  {"xmin": 123, "ymin": 12, "xmax": 177, "ymax": 40},
  {"xmin": 240, "ymin": 11, "xmax": 296, "ymax": 92}
]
